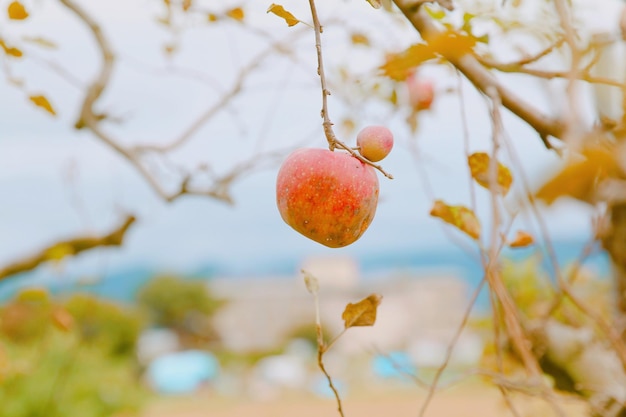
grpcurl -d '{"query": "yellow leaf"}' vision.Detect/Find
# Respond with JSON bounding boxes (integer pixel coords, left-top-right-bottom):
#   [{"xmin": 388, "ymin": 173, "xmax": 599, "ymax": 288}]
[
  {"xmin": 536, "ymin": 147, "xmax": 620, "ymax": 205},
  {"xmin": 45, "ymin": 243, "xmax": 73, "ymax": 261},
  {"xmin": 351, "ymin": 32, "xmax": 370, "ymax": 46},
  {"xmin": 389, "ymin": 88, "xmax": 398, "ymax": 106},
  {"xmin": 429, "ymin": 30, "xmax": 476, "ymax": 59},
  {"xmin": 342, "ymin": 294, "xmax": 382, "ymax": 328},
  {"xmin": 468, "ymin": 152, "xmax": 513, "ymax": 195},
  {"xmin": 380, "ymin": 44, "xmax": 436, "ymax": 81},
  {"xmin": 29, "ymin": 94, "xmax": 56, "ymax": 115},
  {"xmin": 8, "ymin": 1, "xmax": 28, "ymax": 20},
  {"xmin": 267, "ymin": 3, "xmax": 299, "ymax": 27},
  {"xmin": 207, "ymin": 13, "xmax": 218, "ymax": 22},
  {"xmin": 380, "ymin": 31, "xmax": 474, "ymax": 81},
  {"xmin": 508, "ymin": 231, "xmax": 534, "ymax": 248},
  {"xmin": 226, "ymin": 7, "xmax": 244, "ymax": 21},
  {"xmin": 0, "ymin": 40, "xmax": 22, "ymax": 57},
  {"xmin": 430, "ymin": 200, "xmax": 481, "ymax": 240}
]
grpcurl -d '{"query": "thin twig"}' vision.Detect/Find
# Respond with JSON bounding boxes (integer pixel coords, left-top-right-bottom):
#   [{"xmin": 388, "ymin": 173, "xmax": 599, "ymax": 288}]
[
  {"xmin": 307, "ymin": 0, "xmax": 393, "ymax": 179},
  {"xmin": 458, "ymin": 71, "xmax": 477, "ymax": 215},
  {"xmin": 478, "ymin": 57, "xmax": 626, "ymax": 89},
  {"xmin": 489, "ymin": 284, "xmax": 524, "ymax": 417},
  {"xmin": 310, "ymin": 287, "xmax": 345, "ymax": 417},
  {"xmin": 130, "ymin": 35, "xmax": 305, "ymax": 154},
  {"xmin": 417, "ymin": 270, "xmax": 495, "ymax": 416},
  {"xmin": 485, "ymin": 87, "xmax": 542, "ymax": 377},
  {"xmin": 501, "ymin": 130, "xmax": 626, "ymax": 371},
  {"xmin": 57, "ymin": 0, "xmax": 275, "ymax": 204},
  {"xmin": 553, "ymin": 0, "xmax": 584, "ymax": 146}
]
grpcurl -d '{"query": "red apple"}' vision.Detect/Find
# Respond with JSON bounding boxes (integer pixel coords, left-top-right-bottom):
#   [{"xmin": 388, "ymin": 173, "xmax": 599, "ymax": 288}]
[
  {"xmin": 407, "ymin": 73, "xmax": 434, "ymax": 111},
  {"xmin": 276, "ymin": 148, "xmax": 379, "ymax": 248},
  {"xmin": 356, "ymin": 126, "xmax": 394, "ymax": 162}
]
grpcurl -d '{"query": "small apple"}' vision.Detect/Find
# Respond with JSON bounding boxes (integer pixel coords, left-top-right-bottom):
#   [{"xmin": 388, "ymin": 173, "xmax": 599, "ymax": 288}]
[
  {"xmin": 276, "ymin": 148, "xmax": 379, "ymax": 248},
  {"xmin": 407, "ymin": 73, "xmax": 434, "ymax": 111},
  {"xmin": 356, "ymin": 126, "xmax": 394, "ymax": 162}
]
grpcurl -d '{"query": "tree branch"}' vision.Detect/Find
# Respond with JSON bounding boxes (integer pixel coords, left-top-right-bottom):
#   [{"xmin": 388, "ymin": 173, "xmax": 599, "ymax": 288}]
[
  {"xmin": 56, "ymin": 0, "xmax": 264, "ymax": 204},
  {"xmin": 0, "ymin": 215, "xmax": 136, "ymax": 281},
  {"xmin": 307, "ymin": 0, "xmax": 393, "ymax": 179},
  {"xmin": 392, "ymin": 0, "xmax": 566, "ymax": 148}
]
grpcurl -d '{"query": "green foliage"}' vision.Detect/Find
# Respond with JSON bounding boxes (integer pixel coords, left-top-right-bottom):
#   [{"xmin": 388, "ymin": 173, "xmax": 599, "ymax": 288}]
[
  {"xmin": 500, "ymin": 255, "xmax": 553, "ymax": 319},
  {"xmin": 501, "ymin": 256, "xmax": 612, "ymax": 324},
  {"xmin": 0, "ymin": 333, "xmax": 147, "ymax": 417},
  {"xmin": 0, "ymin": 290, "xmax": 149, "ymax": 417},
  {"xmin": 64, "ymin": 293, "xmax": 145, "ymax": 356},
  {"xmin": 137, "ymin": 275, "xmax": 224, "ymax": 345},
  {"xmin": 0, "ymin": 288, "xmax": 53, "ymax": 343},
  {"xmin": 1, "ymin": 289, "xmax": 144, "ymax": 356}
]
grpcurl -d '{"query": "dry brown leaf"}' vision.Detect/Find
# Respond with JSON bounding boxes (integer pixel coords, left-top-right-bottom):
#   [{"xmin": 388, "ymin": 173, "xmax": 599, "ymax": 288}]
[
  {"xmin": 301, "ymin": 269, "xmax": 319, "ymax": 295},
  {"xmin": 508, "ymin": 230, "xmax": 534, "ymax": 248},
  {"xmin": 267, "ymin": 4, "xmax": 299, "ymax": 27},
  {"xmin": 430, "ymin": 200, "xmax": 481, "ymax": 240},
  {"xmin": 342, "ymin": 294, "xmax": 382, "ymax": 328},
  {"xmin": 468, "ymin": 152, "xmax": 513, "ymax": 195},
  {"xmin": 8, "ymin": 1, "xmax": 28, "ymax": 20}
]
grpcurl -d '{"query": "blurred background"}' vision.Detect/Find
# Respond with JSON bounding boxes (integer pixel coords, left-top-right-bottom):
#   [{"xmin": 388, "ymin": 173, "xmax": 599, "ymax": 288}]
[{"xmin": 0, "ymin": 0, "xmax": 619, "ymax": 416}]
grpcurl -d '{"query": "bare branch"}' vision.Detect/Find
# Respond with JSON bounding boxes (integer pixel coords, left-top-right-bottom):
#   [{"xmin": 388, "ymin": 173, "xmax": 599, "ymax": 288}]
[
  {"xmin": 488, "ymin": 88, "xmax": 543, "ymax": 378},
  {"xmin": 0, "ymin": 215, "xmax": 136, "ymax": 282},
  {"xmin": 478, "ymin": 57, "xmax": 626, "ymax": 89},
  {"xmin": 303, "ymin": 269, "xmax": 345, "ymax": 417},
  {"xmin": 58, "ymin": 0, "xmax": 114, "ymax": 130},
  {"xmin": 307, "ymin": 0, "xmax": 393, "ymax": 179},
  {"xmin": 392, "ymin": 0, "xmax": 566, "ymax": 148},
  {"xmin": 553, "ymin": 0, "xmax": 585, "ymax": 142},
  {"xmin": 57, "ymin": 0, "xmax": 273, "ymax": 204}
]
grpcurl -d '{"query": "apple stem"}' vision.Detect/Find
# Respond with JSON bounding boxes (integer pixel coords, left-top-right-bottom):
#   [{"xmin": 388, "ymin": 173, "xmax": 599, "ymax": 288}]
[{"xmin": 307, "ymin": 0, "xmax": 393, "ymax": 180}]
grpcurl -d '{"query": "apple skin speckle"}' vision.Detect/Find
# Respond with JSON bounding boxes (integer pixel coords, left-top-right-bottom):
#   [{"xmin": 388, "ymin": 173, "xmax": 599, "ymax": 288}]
[{"xmin": 276, "ymin": 148, "xmax": 379, "ymax": 248}]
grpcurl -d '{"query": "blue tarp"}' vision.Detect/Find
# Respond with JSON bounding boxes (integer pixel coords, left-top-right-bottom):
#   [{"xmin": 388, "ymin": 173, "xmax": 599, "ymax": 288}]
[{"xmin": 147, "ymin": 350, "xmax": 219, "ymax": 394}]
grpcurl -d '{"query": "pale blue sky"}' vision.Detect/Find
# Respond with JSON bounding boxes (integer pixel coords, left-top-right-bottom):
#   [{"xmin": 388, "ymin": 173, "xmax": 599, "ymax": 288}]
[{"xmin": 0, "ymin": 0, "xmax": 609, "ymax": 278}]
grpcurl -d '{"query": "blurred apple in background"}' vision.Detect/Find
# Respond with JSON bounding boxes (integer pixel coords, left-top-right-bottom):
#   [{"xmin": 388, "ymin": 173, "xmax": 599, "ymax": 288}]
[{"xmin": 407, "ymin": 72, "xmax": 435, "ymax": 111}]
